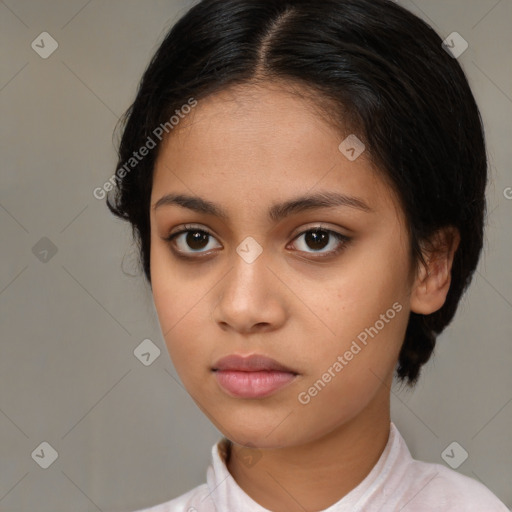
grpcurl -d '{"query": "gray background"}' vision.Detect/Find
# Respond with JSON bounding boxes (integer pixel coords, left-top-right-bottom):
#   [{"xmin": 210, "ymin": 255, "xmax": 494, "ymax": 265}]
[{"xmin": 0, "ymin": 0, "xmax": 511, "ymax": 510}]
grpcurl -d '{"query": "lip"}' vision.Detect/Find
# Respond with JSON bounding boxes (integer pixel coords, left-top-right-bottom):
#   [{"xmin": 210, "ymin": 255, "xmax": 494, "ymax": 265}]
[
  {"xmin": 212, "ymin": 354, "xmax": 298, "ymax": 373},
  {"xmin": 212, "ymin": 354, "xmax": 299, "ymax": 399}
]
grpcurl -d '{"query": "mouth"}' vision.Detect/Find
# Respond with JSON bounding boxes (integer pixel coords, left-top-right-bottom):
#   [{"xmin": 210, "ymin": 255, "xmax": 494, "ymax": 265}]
[
  {"xmin": 212, "ymin": 354, "xmax": 299, "ymax": 399},
  {"xmin": 212, "ymin": 354, "xmax": 298, "ymax": 373}
]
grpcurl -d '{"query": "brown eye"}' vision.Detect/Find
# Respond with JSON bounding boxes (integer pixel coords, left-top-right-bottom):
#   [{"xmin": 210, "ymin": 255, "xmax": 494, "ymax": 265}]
[
  {"xmin": 165, "ymin": 226, "xmax": 221, "ymax": 256},
  {"xmin": 184, "ymin": 230, "xmax": 210, "ymax": 251},
  {"xmin": 163, "ymin": 225, "xmax": 350, "ymax": 261},
  {"xmin": 304, "ymin": 230, "xmax": 330, "ymax": 250},
  {"xmin": 291, "ymin": 228, "xmax": 350, "ymax": 258}
]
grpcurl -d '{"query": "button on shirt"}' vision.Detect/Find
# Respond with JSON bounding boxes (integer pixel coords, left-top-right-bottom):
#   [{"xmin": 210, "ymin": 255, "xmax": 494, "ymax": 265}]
[{"xmin": 134, "ymin": 422, "xmax": 508, "ymax": 511}]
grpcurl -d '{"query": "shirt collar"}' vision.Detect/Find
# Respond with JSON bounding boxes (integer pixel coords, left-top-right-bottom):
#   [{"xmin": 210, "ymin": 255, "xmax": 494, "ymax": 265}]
[{"xmin": 205, "ymin": 422, "xmax": 407, "ymax": 511}]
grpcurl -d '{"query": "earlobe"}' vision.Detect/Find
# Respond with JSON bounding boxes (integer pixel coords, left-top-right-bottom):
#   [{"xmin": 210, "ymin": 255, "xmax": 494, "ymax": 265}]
[{"xmin": 410, "ymin": 227, "xmax": 460, "ymax": 315}]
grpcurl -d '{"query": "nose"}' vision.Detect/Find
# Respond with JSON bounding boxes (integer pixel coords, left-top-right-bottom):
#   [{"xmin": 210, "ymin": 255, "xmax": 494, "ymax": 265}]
[{"xmin": 211, "ymin": 249, "xmax": 287, "ymax": 335}]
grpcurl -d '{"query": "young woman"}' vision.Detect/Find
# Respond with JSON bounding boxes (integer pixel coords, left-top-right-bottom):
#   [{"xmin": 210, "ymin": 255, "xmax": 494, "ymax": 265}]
[{"xmin": 107, "ymin": 0, "xmax": 508, "ymax": 510}]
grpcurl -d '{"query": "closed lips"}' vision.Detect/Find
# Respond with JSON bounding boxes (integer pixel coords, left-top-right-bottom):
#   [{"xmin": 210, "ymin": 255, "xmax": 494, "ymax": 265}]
[
  {"xmin": 212, "ymin": 354, "xmax": 298, "ymax": 374},
  {"xmin": 212, "ymin": 354, "xmax": 299, "ymax": 399}
]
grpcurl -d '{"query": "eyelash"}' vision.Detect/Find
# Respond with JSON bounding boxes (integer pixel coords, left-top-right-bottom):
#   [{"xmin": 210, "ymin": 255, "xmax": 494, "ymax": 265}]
[{"xmin": 163, "ymin": 224, "xmax": 351, "ymax": 261}]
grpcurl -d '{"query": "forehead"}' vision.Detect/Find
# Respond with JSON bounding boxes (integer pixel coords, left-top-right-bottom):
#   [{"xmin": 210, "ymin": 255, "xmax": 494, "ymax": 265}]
[
  {"xmin": 152, "ymin": 82, "xmax": 403, "ymax": 223},
  {"xmin": 162, "ymin": 82, "xmax": 342, "ymax": 162}
]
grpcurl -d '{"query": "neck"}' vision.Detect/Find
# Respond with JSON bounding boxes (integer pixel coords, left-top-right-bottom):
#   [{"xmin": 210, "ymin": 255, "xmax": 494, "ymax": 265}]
[{"xmin": 227, "ymin": 387, "xmax": 391, "ymax": 512}]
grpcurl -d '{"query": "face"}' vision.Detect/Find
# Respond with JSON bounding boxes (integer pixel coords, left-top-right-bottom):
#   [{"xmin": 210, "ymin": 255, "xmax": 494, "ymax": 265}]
[{"xmin": 150, "ymin": 82, "xmax": 416, "ymax": 449}]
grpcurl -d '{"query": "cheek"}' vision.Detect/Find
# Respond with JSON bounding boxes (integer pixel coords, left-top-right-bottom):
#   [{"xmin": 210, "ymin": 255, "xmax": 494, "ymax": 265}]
[
  {"xmin": 153, "ymin": 290, "xmax": 207, "ymax": 388},
  {"xmin": 298, "ymin": 245, "xmax": 410, "ymax": 406},
  {"xmin": 294, "ymin": 371, "xmax": 384, "ymax": 441},
  {"xmin": 328, "ymin": 230, "xmax": 411, "ymax": 330},
  {"xmin": 150, "ymin": 240, "xmax": 202, "ymax": 329},
  {"xmin": 293, "ymin": 316, "xmax": 405, "ymax": 438},
  {"xmin": 150, "ymin": 246, "xmax": 202, "ymax": 370},
  {"xmin": 150, "ymin": 248, "xmax": 177, "ymax": 330}
]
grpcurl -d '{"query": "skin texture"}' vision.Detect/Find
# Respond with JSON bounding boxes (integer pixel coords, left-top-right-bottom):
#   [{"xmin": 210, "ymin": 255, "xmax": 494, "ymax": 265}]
[{"xmin": 149, "ymin": 82, "xmax": 460, "ymax": 511}]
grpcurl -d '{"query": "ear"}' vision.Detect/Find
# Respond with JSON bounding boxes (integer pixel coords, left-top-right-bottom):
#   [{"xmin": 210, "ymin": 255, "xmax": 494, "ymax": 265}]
[{"xmin": 410, "ymin": 226, "xmax": 461, "ymax": 315}]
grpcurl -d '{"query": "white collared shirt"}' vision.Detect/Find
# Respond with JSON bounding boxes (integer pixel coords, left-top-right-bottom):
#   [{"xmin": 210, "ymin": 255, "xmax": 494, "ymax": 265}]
[{"xmin": 134, "ymin": 423, "xmax": 508, "ymax": 511}]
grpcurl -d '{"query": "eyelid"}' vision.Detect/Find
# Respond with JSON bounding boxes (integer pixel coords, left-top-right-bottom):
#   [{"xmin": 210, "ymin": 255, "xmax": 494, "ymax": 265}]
[
  {"xmin": 166, "ymin": 223, "xmax": 216, "ymax": 239},
  {"xmin": 289, "ymin": 222, "xmax": 348, "ymax": 239},
  {"xmin": 166, "ymin": 222, "xmax": 349, "ymax": 240}
]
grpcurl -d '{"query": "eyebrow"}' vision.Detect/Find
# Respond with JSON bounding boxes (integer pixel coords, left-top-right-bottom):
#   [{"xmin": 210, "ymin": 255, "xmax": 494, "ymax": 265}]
[{"xmin": 152, "ymin": 191, "xmax": 373, "ymax": 222}]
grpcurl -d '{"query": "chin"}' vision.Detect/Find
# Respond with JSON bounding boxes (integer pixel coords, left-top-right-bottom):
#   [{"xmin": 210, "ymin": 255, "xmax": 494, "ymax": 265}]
[
  {"xmin": 228, "ymin": 431, "xmax": 296, "ymax": 450},
  {"xmin": 208, "ymin": 408, "xmax": 299, "ymax": 448}
]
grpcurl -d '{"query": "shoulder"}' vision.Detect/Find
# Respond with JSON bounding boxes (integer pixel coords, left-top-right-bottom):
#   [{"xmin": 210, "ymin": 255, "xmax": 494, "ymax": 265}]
[
  {"xmin": 384, "ymin": 425, "xmax": 508, "ymax": 511},
  {"xmin": 401, "ymin": 457, "xmax": 509, "ymax": 511},
  {"xmin": 131, "ymin": 482, "xmax": 215, "ymax": 512}
]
